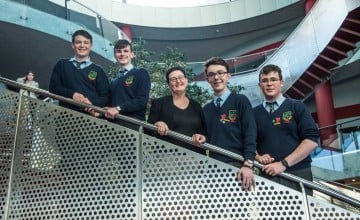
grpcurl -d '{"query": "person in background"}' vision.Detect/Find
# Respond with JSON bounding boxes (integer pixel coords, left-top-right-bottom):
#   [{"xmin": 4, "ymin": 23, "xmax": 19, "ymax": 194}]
[
  {"xmin": 17, "ymin": 70, "xmax": 39, "ymax": 98},
  {"xmin": 254, "ymin": 64, "xmax": 319, "ymax": 194},
  {"xmin": 104, "ymin": 40, "xmax": 151, "ymax": 128},
  {"xmin": 147, "ymin": 67, "xmax": 207, "ymax": 149},
  {"xmin": 49, "ymin": 29, "xmax": 109, "ymax": 116},
  {"xmin": 0, "ymin": 74, "xmax": 8, "ymax": 90},
  {"xmin": 0, "ymin": 81, "xmax": 6, "ymax": 90},
  {"xmin": 203, "ymin": 57, "xmax": 257, "ymax": 192}
]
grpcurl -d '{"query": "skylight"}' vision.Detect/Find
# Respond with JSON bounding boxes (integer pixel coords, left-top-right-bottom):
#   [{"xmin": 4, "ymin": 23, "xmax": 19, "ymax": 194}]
[{"xmin": 117, "ymin": 0, "xmax": 230, "ymax": 8}]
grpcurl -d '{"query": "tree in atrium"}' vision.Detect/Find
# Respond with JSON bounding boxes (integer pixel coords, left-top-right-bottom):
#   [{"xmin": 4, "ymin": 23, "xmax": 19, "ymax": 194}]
[{"xmin": 107, "ymin": 39, "xmax": 244, "ymax": 107}]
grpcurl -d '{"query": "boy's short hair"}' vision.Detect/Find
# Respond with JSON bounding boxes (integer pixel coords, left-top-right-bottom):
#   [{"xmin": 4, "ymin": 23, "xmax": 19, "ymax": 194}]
[
  {"xmin": 114, "ymin": 39, "xmax": 132, "ymax": 51},
  {"xmin": 72, "ymin": 29, "xmax": 92, "ymax": 43},
  {"xmin": 259, "ymin": 64, "xmax": 283, "ymax": 81},
  {"xmin": 204, "ymin": 57, "xmax": 229, "ymax": 74}
]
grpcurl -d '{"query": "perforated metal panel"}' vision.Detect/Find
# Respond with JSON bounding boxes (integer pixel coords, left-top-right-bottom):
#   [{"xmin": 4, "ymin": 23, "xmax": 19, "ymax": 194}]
[
  {"xmin": 0, "ymin": 89, "xmax": 359, "ymax": 220},
  {"xmin": 0, "ymin": 90, "xmax": 19, "ymax": 219},
  {"xmin": 308, "ymin": 197, "xmax": 359, "ymax": 220},
  {"xmin": 1, "ymin": 92, "xmax": 140, "ymax": 219},
  {"xmin": 142, "ymin": 138, "xmax": 308, "ymax": 219}
]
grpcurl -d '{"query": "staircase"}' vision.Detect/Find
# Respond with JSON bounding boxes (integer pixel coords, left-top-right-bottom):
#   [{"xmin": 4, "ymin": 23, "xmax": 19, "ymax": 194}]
[
  {"xmin": 284, "ymin": 6, "xmax": 360, "ymax": 100},
  {"xmin": 231, "ymin": 0, "xmax": 360, "ymax": 107}
]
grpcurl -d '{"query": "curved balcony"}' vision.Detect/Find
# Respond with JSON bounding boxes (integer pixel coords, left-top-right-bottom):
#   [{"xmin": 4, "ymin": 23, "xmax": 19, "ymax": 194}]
[
  {"xmin": 205, "ymin": 0, "xmax": 360, "ymax": 106},
  {"xmin": 74, "ymin": 0, "xmax": 302, "ymax": 28},
  {"xmin": 3, "ymin": 0, "xmax": 129, "ymax": 60},
  {"xmin": 0, "ymin": 0, "xmax": 131, "ymax": 89}
]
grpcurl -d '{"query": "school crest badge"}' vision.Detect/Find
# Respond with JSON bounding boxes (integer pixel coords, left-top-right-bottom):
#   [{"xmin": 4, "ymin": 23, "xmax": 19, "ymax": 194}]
[
  {"xmin": 272, "ymin": 117, "xmax": 281, "ymax": 125},
  {"xmin": 282, "ymin": 111, "xmax": 293, "ymax": 123},
  {"xmin": 219, "ymin": 114, "xmax": 229, "ymax": 124},
  {"xmin": 228, "ymin": 110, "xmax": 237, "ymax": 122},
  {"xmin": 124, "ymin": 76, "xmax": 134, "ymax": 86},
  {"xmin": 88, "ymin": 71, "xmax": 97, "ymax": 80},
  {"xmin": 219, "ymin": 110, "xmax": 237, "ymax": 124}
]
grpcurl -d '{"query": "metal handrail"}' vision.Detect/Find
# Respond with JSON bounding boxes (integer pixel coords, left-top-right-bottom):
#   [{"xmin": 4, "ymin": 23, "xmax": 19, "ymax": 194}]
[
  {"xmin": 318, "ymin": 118, "xmax": 360, "ymax": 130},
  {"xmin": 68, "ymin": 0, "xmax": 130, "ymax": 41},
  {"xmin": 0, "ymin": 76, "xmax": 359, "ymax": 209},
  {"xmin": 8, "ymin": 0, "xmax": 129, "ymax": 43},
  {"xmin": 314, "ymin": 177, "xmax": 360, "ymax": 194},
  {"xmin": 188, "ymin": 48, "xmax": 278, "ymax": 77}
]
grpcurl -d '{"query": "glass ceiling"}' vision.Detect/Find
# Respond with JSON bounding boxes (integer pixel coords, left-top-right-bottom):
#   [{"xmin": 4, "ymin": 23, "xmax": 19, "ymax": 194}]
[{"xmin": 117, "ymin": 0, "xmax": 230, "ymax": 8}]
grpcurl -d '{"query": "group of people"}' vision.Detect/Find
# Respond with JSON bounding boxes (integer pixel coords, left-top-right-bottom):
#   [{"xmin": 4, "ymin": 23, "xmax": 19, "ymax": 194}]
[
  {"xmin": 49, "ymin": 30, "xmax": 151, "ymax": 127},
  {"xmin": 49, "ymin": 29, "xmax": 319, "ymax": 193}
]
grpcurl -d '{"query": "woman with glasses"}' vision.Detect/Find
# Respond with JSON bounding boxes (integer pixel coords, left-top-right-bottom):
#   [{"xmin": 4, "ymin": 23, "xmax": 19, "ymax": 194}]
[{"xmin": 147, "ymin": 67, "xmax": 207, "ymax": 149}]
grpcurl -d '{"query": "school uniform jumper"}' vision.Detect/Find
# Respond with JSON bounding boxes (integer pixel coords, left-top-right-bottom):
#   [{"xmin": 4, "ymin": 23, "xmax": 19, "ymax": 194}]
[
  {"xmin": 49, "ymin": 59, "xmax": 109, "ymax": 111},
  {"xmin": 203, "ymin": 93, "xmax": 257, "ymax": 162}
]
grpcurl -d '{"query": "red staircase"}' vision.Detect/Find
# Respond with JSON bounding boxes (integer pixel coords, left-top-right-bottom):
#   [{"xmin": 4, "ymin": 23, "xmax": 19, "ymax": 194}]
[{"xmin": 284, "ymin": 7, "xmax": 360, "ymax": 99}]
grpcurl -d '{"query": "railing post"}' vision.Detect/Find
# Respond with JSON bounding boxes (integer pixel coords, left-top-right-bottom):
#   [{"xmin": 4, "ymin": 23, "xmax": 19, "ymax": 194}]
[
  {"xmin": 338, "ymin": 125, "xmax": 344, "ymax": 153},
  {"xmin": 3, "ymin": 94, "xmax": 25, "ymax": 220},
  {"xmin": 65, "ymin": 0, "xmax": 70, "ymax": 20},
  {"xmin": 353, "ymin": 130, "xmax": 359, "ymax": 150},
  {"xmin": 97, "ymin": 15, "xmax": 104, "ymax": 37},
  {"xmin": 299, "ymin": 182, "xmax": 311, "ymax": 220}
]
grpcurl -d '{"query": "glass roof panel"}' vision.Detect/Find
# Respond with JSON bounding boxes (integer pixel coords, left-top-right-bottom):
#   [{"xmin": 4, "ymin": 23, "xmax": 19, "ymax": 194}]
[{"xmin": 116, "ymin": 0, "xmax": 230, "ymax": 8}]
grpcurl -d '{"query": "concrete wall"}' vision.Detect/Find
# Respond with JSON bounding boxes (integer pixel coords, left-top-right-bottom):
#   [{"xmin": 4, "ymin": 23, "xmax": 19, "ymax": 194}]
[{"xmin": 49, "ymin": 0, "xmax": 300, "ymax": 27}]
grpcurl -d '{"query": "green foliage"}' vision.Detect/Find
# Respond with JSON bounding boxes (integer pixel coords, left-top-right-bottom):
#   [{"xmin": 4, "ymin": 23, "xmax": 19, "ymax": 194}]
[
  {"xmin": 228, "ymin": 83, "xmax": 245, "ymax": 94},
  {"xmin": 186, "ymin": 83, "xmax": 212, "ymax": 106},
  {"xmin": 106, "ymin": 39, "xmax": 244, "ymax": 106},
  {"xmin": 107, "ymin": 62, "xmax": 118, "ymax": 80}
]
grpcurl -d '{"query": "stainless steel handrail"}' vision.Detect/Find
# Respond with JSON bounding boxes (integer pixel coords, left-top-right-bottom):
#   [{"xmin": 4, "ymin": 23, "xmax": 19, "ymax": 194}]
[
  {"xmin": 1, "ymin": 76, "xmax": 359, "ymax": 209},
  {"xmin": 314, "ymin": 177, "xmax": 360, "ymax": 193},
  {"xmin": 69, "ymin": 0, "xmax": 130, "ymax": 42},
  {"xmin": 7, "ymin": 0, "xmax": 129, "ymax": 43},
  {"xmin": 317, "ymin": 118, "xmax": 360, "ymax": 130}
]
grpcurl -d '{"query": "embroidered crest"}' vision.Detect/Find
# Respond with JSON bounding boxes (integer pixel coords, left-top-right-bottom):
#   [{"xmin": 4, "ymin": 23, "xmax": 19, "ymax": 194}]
[
  {"xmin": 219, "ymin": 110, "xmax": 237, "ymax": 124},
  {"xmin": 88, "ymin": 71, "xmax": 97, "ymax": 80},
  {"xmin": 272, "ymin": 117, "xmax": 281, "ymax": 125},
  {"xmin": 228, "ymin": 110, "xmax": 237, "ymax": 122},
  {"xmin": 220, "ymin": 114, "xmax": 229, "ymax": 124},
  {"xmin": 124, "ymin": 76, "xmax": 134, "ymax": 86},
  {"xmin": 282, "ymin": 111, "xmax": 293, "ymax": 123}
]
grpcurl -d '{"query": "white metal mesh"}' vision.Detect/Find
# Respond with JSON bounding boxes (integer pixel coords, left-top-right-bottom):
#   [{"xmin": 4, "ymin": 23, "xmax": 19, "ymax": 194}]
[
  {"xmin": 142, "ymin": 138, "xmax": 307, "ymax": 220},
  {"xmin": 0, "ymin": 90, "xmax": 358, "ymax": 220}
]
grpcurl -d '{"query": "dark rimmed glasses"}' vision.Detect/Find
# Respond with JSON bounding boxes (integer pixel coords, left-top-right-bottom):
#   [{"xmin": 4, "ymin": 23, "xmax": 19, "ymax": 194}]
[{"xmin": 206, "ymin": 71, "xmax": 228, "ymax": 79}]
